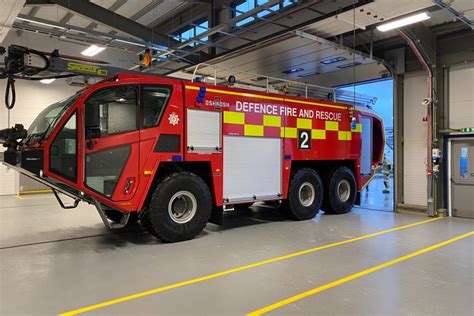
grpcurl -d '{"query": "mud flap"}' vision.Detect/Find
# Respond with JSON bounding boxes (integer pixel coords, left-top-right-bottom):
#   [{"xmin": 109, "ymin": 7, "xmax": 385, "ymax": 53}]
[
  {"xmin": 355, "ymin": 191, "xmax": 361, "ymax": 206},
  {"xmin": 209, "ymin": 205, "xmax": 223, "ymax": 225}
]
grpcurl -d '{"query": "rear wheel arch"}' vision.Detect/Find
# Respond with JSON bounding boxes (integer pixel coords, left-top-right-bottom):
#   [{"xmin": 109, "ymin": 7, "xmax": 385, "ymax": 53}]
[
  {"xmin": 289, "ymin": 160, "xmax": 357, "ymax": 195},
  {"xmin": 283, "ymin": 167, "xmax": 324, "ymax": 220},
  {"xmin": 322, "ymin": 166, "xmax": 357, "ymax": 214},
  {"xmin": 143, "ymin": 161, "xmax": 215, "ymax": 208},
  {"xmin": 141, "ymin": 161, "xmax": 222, "ymax": 225}
]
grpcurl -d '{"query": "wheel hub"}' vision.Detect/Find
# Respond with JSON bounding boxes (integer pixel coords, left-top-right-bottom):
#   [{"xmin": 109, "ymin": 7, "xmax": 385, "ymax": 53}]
[
  {"xmin": 168, "ymin": 191, "xmax": 197, "ymax": 224},
  {"xmin": 298, "ymin": 182, "xmax": 315, "ymax": 207},
  {"xmin": 337, "ymin": 179, "xmax": 351, "ymax": 202}
]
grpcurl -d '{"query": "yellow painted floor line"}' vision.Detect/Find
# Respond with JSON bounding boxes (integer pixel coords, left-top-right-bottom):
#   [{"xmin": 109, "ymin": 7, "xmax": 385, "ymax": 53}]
[
  {"xmin": 19, "ymin": 189, "xmax": 53, "ymax": 195},
  {"xmin": 247, "ymin": 230, "xmax": 473, "ymax": 316},
  {"xmin": 15, "ymin": 195, "xmax": 24, "ymax": 200},
  {"xmin": 59, "ymin": 217, "xmax": 442, "ymax": 316}
]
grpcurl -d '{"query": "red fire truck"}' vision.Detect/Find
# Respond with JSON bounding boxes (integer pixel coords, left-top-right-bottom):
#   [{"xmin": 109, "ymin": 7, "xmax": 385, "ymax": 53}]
[{"xmin": 2, "ymin": 72, "xmax": 384, "ymax": 242}]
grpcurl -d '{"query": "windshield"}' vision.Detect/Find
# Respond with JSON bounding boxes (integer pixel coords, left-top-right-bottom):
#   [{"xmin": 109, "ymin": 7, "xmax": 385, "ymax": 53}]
[{"xmin": 27, "ymin": 93, "xmax": 81, "ymax": 141}]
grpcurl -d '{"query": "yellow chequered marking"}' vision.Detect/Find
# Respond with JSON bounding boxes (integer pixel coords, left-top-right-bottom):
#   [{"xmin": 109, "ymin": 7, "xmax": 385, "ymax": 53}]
[
  {"xmin": 338, "ymin": 131, "xmax": 352, "ymax": 141},
  {"xmin": 281, "ymin": 127, "xmax": 297, "ymax": 138},
  {"xmin": 245, "ymin": 125, "xmax": 264, "ymax": 137},
  {"xmin": 352, "ymin": 123, "xmax": 361, "ymax": 132},
  {"xmin": 297, "ymin": 118, "xmax": 312, "ymax": 129},
  {"xmin": 224, "ymin": 111, "xmax": 245, "ymax": 124},
  {"xmin": 311, "ymin": 129, "xmax": 326, "ymax": 140},
  {"xmin": 325, "ymin": 121, "xmax": 339, "ymax": 131},
  {"xmin": 263, "ymin": 115, "xmax": 281, "ymax": 127}
]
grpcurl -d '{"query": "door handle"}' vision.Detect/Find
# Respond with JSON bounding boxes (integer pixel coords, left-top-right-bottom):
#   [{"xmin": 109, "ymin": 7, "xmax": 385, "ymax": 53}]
[
  {"xmin": 87, "ymin": 139, "xmax": 95, "ymax": 150},
  {"xmin": 125, "ymin": 177, "xmax": 135, "ymax": 194}
]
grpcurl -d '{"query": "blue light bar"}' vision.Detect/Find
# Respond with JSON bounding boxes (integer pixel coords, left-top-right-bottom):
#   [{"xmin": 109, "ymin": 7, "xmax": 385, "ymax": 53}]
[{"xmin": 172, "ymin": 155, "xmax": 183, "ymax": 161}]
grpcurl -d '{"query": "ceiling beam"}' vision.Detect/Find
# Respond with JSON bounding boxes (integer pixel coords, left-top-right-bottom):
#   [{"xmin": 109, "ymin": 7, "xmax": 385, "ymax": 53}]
[
  {"xmin": 24, "ymin": 0, "xmax": 51, "ymax": 5},
  {"xmin": 46, "ymin": 0, "xmax": 180, "ymax": 49},
  {"xmin": 16, "ymin": 5, "xmax": 41, "ymax": 36},
  {"xmin": 168, "ymin": 0, "xmax": 211, "ymax": 3},
  {"xmin": 41, "ymin": 0, "xmax": 202, "ymax": 63},
  {"xmin": 130, "ymin": 0, "xmax": 165, "ymax": 21},
  {"xmin": 85, "ymin": 0, "xmax": 127, "ymax": 30}
]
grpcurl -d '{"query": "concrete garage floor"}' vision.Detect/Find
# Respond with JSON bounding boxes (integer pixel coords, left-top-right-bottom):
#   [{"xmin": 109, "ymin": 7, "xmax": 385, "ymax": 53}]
[
  {"xmin": 360, "ymin": 174, "xmax": 394, "ymax": 212},
  {"xmin": 0, "ymin": 194, "xmax": 473, "ymax": 316}
]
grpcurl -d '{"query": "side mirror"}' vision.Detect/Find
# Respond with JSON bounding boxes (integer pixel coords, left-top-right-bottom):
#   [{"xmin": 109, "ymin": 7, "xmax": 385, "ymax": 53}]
[
  {"xmin": 85, "ymin": 103, "xmax": 100, "ymax": 129},
  {"xmin": 85, "ymin": 103, "xmax": 101, "ymax": 145}
]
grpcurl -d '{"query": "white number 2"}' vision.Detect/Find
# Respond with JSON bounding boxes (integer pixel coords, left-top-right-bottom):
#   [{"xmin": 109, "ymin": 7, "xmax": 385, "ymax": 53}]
[{"xmin": 299, "ymin": 130, "xmax": 310, "ymax": 149}]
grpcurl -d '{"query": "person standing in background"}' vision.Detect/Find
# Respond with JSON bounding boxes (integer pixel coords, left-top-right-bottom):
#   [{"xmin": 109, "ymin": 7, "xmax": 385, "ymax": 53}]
[{"xmin": 382, "ymin": 157, "xmax": 392, "ymax": 194}]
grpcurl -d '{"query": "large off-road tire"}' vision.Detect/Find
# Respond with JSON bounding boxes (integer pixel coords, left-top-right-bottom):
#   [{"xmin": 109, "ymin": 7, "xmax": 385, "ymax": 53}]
[
  {"xmin": 322, "ymin": 167, "xmax": 357, "ymax": 214},
  {"xmin": 141, "ymin": 172, "xmax": 212, "ymax": 242},
  {"xmin": 284, "ymin": 168, "xmax": 323, "ymax": 220},
  {"xmin": 104, "ymin": 209, "xmax": 138, "ymax": 225}
]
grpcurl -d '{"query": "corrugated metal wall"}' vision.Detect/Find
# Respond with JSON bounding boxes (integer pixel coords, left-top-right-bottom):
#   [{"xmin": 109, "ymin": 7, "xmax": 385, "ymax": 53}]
[{"xmin": 403, "ymin": 71, "xmax": 428, "ymax": 207}]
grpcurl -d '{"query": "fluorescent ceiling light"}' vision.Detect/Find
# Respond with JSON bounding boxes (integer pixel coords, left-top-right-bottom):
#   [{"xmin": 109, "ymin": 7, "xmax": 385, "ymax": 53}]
[
  {"xmin": 40, "ymin": 78, "xmax": 56, "ymax": 84},
  {"xmin": 207, "ymin": 76, "xmax": 216, "ymax": 80},
  {"xmin": 337, "ymin": 62, "xmax": 362, "ymax": 69},
  {"xmin": 376, "ymin": 12, "xmax": 430, "ymax": 32},
  {"xmin": 114, "ymin": 38, "xmax": 146, "ymax": 47},
  {"xmin": 282, "ymin": 67, "xmax": 304, "ymax": 74},
  {"xmin": 321, "ymin": 56, "xmax": 346, "ymax": 65},
  {"xmin": 81, "ymin": 45, "xmax": 106, "ymax": 57},
  {"xmin": 16, "ymin": 16, "xmax": 67, "ymax": 30},
  {"xmin": 298, "ymin": 71, "xmax": 319, "ymax": 78}
]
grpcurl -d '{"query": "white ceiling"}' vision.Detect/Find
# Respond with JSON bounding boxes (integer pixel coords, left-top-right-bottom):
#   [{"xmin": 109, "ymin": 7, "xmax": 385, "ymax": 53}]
[
  {"xmin": 0, "ymin": 0, "xmax": 25, "ymax": 42},
  {"xmin": 170, "ymin": 0, "xmax": 442, "ymax": 88},
  {"xmin": 301, "ymin": 0, "xmax": 435, "ymax": 37},
  {"xmin": 448, "ymin": 0, "xmax": 474, "ymax": 21}
]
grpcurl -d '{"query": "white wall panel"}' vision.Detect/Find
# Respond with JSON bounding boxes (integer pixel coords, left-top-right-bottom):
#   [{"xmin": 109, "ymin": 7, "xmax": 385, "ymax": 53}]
[
  {"xmin": 0, "ymin": 29, "xmax": 137, "ymax": 195},
  {"xmin": 403, "ymin": 72, "xmax": 428, "ymax": 207},
  {"xmin": 449, "ymin": 63, "xmax": 474, "ymax": 130},
  {"xmin": 0, "ymin": 79, "xmax": 79, "ymax": 195}
]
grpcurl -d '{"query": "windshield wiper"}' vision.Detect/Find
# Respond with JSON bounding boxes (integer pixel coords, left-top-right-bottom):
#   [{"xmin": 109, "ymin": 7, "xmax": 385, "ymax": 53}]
[
  {"xmin": 24, "ymin": 132, "xmax": 44, "ymax": 145},
  {"xmin": 36, "ymin": 130, "xmax": 49, "ymax": 143}
]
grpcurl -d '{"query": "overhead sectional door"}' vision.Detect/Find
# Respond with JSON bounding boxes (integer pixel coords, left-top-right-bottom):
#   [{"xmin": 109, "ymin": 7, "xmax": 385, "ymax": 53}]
[
  {"xmin": 449, "ymin": 63, "xmax": 474, "ymax": 130},
  {"xmin": 403, "ymin": 71, "xmax": 428, "ymax": 207}
]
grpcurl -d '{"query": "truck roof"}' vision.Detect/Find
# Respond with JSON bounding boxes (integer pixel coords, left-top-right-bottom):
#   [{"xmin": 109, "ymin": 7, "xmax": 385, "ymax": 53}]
[{"xmin": 110, "ymin": 72, "xmax": 382, "ymax": 120}]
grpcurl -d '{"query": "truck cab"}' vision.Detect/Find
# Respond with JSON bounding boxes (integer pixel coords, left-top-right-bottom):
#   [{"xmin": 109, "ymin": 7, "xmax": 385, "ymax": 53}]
[{"xmin": 13, "ymin": 74, "xmax": 185, "ymax": 224}]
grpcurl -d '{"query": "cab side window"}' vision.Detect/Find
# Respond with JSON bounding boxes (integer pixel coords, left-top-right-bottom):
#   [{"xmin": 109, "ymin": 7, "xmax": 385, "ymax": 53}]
[
  {"xmin": 49, "ymin": 112, "xmax": 77, "ymax": 182},
  {"xmin": 141, "ymin": 85, "xmax": 172, "ymax": 128},
  {"xmin": 86, "ymin": 85, "xmax": 138, "ymax": 137}
]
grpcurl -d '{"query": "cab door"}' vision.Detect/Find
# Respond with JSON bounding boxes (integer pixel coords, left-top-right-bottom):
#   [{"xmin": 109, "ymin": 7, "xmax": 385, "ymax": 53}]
[{"xmin": 83, "ymin": 84, "xmax": 139, "ymax": 201}]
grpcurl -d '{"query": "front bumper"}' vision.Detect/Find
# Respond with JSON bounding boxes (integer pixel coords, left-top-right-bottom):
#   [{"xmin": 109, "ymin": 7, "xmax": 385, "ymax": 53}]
[{"xmin": 2, "ymin": 160, "xmax": 88, "ymax": 203}]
